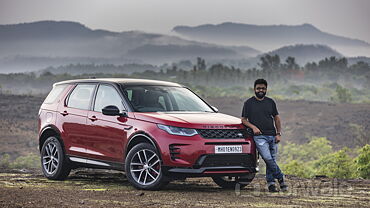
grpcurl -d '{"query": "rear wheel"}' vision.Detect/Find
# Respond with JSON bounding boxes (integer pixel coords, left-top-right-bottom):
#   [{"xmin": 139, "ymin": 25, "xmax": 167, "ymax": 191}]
[
  {"xmin": 125, "ymin": 143, "xmax": 169, "ymax": 190},
  {"xmin": 212, "ymin": 173, "xmax": 255, "ymax": 189},
  {"xmin": 41, "ymin": 136, "xmax": 71, "ymax": 180}
]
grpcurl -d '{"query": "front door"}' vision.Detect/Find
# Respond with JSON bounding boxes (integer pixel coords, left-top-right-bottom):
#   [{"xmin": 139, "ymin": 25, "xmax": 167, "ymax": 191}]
[{"xmin": 85, "ymin": 84, "xmax": 131, "ymax": 163}]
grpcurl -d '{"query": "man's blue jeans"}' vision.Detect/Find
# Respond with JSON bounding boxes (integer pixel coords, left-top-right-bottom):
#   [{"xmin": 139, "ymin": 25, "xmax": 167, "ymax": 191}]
[{"xmin": 253, "ymin": 135, "xmax": 284, "ymax": 185}]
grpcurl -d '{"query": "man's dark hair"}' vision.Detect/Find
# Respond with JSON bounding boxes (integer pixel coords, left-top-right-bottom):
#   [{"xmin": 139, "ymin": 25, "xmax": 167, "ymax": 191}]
[{"xmin": 254, "ymin": 79, "xmax": 268, "ymax": 88}]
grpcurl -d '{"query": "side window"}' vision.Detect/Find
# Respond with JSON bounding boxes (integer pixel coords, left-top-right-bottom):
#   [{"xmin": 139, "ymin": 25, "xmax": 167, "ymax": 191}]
[
  {"xmin": 158, "ymin": 96, "xmax": 166, "ymax": 109},
  {"xmin": 44, "ymin": 84, "xmax": 67, "ymax": 104},
  {"xmin": 94, "ymin": 85, "xmax": 124, "ymax": 112},
  {"xmin": 125, "ymin": 89, "xmax": 133, "ymax": 101},
  {"xmin": 67, "ymin": 84, "xmax": 95, "ymax": 110}
]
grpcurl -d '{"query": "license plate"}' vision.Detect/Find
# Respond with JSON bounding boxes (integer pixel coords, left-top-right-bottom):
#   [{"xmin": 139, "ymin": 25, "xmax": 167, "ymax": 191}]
[{"xmin": 215, "ymin": 145, "xmax": 242, "ymax": 154}]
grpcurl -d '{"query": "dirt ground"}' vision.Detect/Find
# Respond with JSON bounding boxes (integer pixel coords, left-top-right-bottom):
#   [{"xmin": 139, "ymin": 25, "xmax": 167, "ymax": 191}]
[{"xmin": 0, "ymin": 169, "xmax": 369, "ymax": 208}]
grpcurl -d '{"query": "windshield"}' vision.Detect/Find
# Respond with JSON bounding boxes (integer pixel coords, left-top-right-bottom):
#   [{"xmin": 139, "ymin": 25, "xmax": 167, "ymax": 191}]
[{"xmin": 123, "ymin": 86, "xmax": 214, "ymax": 112}]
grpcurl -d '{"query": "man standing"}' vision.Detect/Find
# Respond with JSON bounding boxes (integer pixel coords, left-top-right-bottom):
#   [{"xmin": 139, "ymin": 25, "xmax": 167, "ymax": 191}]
[{"xmin": 241, "ymin": 79, "xmax": 288, "ymax": 192}]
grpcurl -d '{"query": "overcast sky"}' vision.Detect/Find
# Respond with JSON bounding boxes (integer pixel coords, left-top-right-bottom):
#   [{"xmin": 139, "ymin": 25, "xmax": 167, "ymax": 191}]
[{"xmin": 1, "ymin": 0, "xmax": 369, "ymax": 42}]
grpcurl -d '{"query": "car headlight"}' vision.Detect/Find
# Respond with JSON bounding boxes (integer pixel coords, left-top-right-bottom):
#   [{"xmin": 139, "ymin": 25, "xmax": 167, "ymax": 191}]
[{"xmin": 157, "ymin": 124, "xmax": 198, "ymax": 137}]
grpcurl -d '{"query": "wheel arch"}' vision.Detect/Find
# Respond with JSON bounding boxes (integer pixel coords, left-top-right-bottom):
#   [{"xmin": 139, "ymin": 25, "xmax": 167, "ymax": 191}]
[
  {"xmin": 125, "ymin": 132, "xmax": 162, "ymax": 160},
  {"xmin": 39, "ymin": 125, "xmax": 65, "ymax": 152}
]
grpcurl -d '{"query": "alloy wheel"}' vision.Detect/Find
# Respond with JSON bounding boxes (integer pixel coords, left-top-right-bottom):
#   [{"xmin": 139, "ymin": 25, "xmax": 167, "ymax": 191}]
[
  {"xmin": 42, "ymin": 142, "xmax": 59, "ymax": 175},
  {"xmin": 130, "ymin": 149, "xmax": 161, "ymax": 185}
]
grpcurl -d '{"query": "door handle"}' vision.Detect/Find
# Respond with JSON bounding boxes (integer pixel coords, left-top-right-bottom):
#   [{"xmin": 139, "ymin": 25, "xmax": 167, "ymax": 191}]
[
  {"xmin": 124, "ymin": 126, "xmax": 133, "ymax": 130},
  {"xmin": 60, "ymin": 111, "xmax": 68, "ymax": 116},
  {"xmin": 89, "ymin": 116, "xmax": 98, "ymax": 122}
]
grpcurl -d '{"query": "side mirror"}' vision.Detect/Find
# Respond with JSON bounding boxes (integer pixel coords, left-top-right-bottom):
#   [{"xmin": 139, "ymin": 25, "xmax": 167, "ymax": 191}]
[
  {"xmin": 102, "ymin": 105, "xmax": 128, "ymax": 117},
  {"xmin": 211, "ymin": 106, "xmax": 219, "ymax": 113}
]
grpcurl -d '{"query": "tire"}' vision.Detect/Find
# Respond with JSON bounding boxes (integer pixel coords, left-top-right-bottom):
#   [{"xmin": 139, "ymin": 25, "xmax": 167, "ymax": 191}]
[
  {"xmin": 212, "ymin": 173, "xmax": 255, "ymax": 189},
  {"xmin": 40, "ymin": 136, "xmax": 71, "ymax": 180},
  {"xmin": 125, "ymin": 143, "xmax": 169, "ymax": 190}
]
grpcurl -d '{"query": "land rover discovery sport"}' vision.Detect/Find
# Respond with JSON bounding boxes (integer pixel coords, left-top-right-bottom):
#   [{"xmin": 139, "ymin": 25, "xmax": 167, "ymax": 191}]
[{"xmin": 38, "ymin": 78, "xmax": 257, "ymax": 190}]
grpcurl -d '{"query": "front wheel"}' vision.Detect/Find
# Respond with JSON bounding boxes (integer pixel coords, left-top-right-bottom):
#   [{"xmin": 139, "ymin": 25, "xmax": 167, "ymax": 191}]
[
  {"xmin": 125, "ymin": 143, "xmax": 169, "ymax": 190},
  {"xmin": 212, "ymin": 173, "xmax": 255, "ymax": 189}
]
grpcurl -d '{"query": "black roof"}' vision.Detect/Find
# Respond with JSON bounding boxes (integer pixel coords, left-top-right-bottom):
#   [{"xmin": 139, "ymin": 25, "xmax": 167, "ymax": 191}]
[{"xmin": 55, "ymin": 78, "xmax": 183, "ymax": 87}]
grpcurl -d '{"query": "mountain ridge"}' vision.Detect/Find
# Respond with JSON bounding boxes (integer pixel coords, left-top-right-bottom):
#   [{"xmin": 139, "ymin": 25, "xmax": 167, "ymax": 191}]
[
  {"xmin": 0, "ymin": 20, "xmax": 260, "ymax": 72},
  {"xmin": 262, "ymin": 44, "xmax": 343, "ymax": 64},
  {"xmin": 173, "ymin": 22, "xmax": 370, "ymax": 56}
]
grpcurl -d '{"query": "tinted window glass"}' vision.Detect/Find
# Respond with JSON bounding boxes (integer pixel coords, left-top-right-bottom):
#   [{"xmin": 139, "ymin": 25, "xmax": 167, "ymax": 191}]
[
  {"xmin": 94, "ymin": 85, "xmax": 124, "ymax": 112},
  {"xmin": 126, "ymin": 89, "xmax": 133, "ymax": 101},
  {"xmin": 67, "ymin": 84, "xmax": 95, "ymax": 110},
  {"xmin": 123, "ymin": 86, "xmax": 213, "ymax": 112},
  {"xmin": 44, "ymin": 84, "xmax": 67, "ymax": 104}
]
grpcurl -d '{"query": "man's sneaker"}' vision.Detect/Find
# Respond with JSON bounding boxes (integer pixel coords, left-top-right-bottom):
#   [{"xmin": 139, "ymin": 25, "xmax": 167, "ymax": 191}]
[
  {"xmin": 280, "ymin": 184, "xmax": 288, "ymax": 192},
  {"xmin": 268, "ymin": 184, "xmax": 279, "ymax": 192},
  {"xmin": 278, "ymin": 178, "xmax": 288, "ymax": 192}
]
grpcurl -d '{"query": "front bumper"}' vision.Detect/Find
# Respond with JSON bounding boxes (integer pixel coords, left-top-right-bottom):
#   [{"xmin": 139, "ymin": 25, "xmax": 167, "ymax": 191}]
[
  {"xmin": 164, "ymin": 166, "xmax": 257, "ymax": 175},
  {"xmin": 163, "ymin": 153, "xmax": 257, "ymax": 177}
]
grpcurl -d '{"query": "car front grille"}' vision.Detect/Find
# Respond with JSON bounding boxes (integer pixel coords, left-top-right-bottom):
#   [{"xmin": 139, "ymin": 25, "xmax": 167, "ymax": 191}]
[
  {"xmin": 196, "ymin": 154, "xmax": 255, "ymax": 167},
  {"xmin": 197, "ymin": 129, "xmax": 247, "ymax": 139}
]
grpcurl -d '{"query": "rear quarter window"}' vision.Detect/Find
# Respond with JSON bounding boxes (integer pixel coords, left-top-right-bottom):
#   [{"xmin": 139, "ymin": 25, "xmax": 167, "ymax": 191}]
[{"xmin": 43, "ymin": 84, "xmax": 68, "ymax": 104}]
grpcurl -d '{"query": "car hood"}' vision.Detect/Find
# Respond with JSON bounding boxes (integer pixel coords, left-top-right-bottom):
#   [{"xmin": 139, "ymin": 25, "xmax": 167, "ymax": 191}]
[{"xmin": 134, "ymin": 112, "xmax": 244, "ymax": 129}]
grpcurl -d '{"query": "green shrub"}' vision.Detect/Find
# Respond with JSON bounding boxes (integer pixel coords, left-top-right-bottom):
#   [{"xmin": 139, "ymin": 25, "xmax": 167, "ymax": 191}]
[
  {"xmin": 330, "ymin": 85, "xmax": 352, "ymax": 103},
  {"xmin": 281, "ymin": 160, "xmax": 315, "ymax": 178},
  {"xmin": 0, "ymin": 154, "xmax": 11, "ymax": 168},
  {"xmin": 279, "ymin": 137, "xmax": 332, "ymax": 163},
  {"xmin": 355, "ymin": 144, "xmax": 370, "ymax": 179},
  {"xmin": 9, "ymin": 153, "xmax": 39, "ymax": 169},
  {"xmin": 314, "ymin": 148, "xmax": 357, "ymax": 179}
]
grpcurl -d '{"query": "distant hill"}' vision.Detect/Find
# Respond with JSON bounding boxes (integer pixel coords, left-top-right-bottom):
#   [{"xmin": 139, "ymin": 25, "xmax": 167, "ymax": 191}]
[
  {"xmin": 173, "ymin": 22, "xmax": 370, "ymax": 56},
  {"xmin": 262, "ymin": 44, "xmax": 343, "ymax": 64},
  {"xmin": 0, "ymin": 21, "xmax": 260, "ymax": 72},
  {"xmin": 40, "ymin": 63, "xmax": 160, "ymax": 75},
  {"xmin": 0, "ymin": 21, "xmax": 116, "ymax": 40},
  {"xmin": 127, "ymin": 44, "xmax": 237, "ymax": 61}
]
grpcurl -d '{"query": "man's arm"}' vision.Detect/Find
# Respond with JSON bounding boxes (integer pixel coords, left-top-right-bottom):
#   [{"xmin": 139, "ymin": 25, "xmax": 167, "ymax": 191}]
[
  {"xmin": 274, "ymin": 115, "xmax": 282, "ymax": 143},
  {"xmin": 241, "ymin": 117, "xmax": 261, "ymax": 135}
]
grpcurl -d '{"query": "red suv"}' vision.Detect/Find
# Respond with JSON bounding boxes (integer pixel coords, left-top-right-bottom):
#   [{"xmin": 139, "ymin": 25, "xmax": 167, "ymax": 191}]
[{"xmin": 38, "ymin": 78, "xmax": 257, "ymax": 190}]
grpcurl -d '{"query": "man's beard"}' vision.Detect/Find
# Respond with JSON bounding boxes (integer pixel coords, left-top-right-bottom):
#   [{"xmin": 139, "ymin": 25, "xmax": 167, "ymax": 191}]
[{"xmin": 255, "ymin": 91, "xmax": 266, "ymax": 99}]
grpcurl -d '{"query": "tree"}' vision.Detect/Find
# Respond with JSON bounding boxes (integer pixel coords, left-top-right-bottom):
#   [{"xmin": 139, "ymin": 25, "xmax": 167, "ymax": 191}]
[
  {"xmin": 350, "ymin": 61, "xmax": 370, "ymax": 75},
  {"xmin": 259, "ymin": 54, "xmax": 281, "ymax": 71},
  {"xmin": 196, "ymin": 57, "xmax": 206, "ymax": 71},
  {"xmin": 318, "ymin": 56, "xmax": 348, "ymax": 71},
  {"xmin": 284, "ymin": 56, "xmax": 300, "ymax": 70},
  {"xmin": 304, "ymin": 62, "xmax": 318, "ymax": 71}
]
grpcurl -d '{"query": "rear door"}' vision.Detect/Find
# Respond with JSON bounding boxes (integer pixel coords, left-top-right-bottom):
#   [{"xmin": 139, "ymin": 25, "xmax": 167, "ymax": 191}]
[{"xmin": 57, "ymin": 83, "xmax": 96, "ymax": 159}]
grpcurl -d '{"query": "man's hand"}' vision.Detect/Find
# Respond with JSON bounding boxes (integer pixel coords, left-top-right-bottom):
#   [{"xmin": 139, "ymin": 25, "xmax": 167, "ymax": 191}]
[
  {"xmin": 252, "ymin": 127, "xmax": 261, "ymax": 135},
  {"xmin": 275, "ymin": 135, "xmax": 281, "ymax": 143}
]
